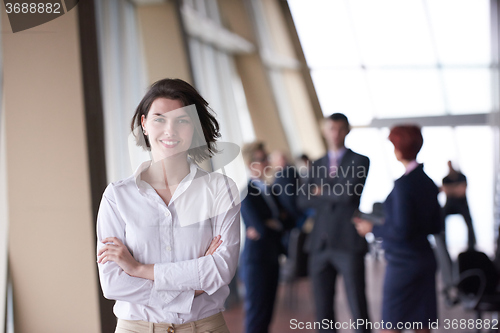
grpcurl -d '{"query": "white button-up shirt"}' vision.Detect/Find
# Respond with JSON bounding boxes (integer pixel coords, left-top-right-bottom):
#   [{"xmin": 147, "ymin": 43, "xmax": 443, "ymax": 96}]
[{"xmin": 96, "ymin": 158, "xmax": 241, "ymax": 324}]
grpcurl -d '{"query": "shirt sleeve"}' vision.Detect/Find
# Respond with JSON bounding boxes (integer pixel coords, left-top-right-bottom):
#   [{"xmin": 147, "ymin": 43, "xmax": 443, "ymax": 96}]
[
  {"xmin": 154, "ymin": 177, "xmax": 241, "ymax": 295},
  {"xmin": 97, "ymin": 185, "xmax": 195, "ymax": 313}
]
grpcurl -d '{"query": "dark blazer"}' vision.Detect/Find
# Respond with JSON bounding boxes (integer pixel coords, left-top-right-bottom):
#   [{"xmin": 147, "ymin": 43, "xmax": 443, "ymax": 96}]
[
  {"xmin": 300, "ymin": 149, "xmax": 370, "ymax": 254},
  {"xmin": 240, "ymin": 179, "xmax": 283, "ymax": 264},
  {"xmin": 372, "ymin": 164, "xmax": 441, "ymax": 325},
  {"xmin": 373, "ymin": 164, "xmax": 441, "ymax": 253},
  {"xmin": 240, "ymin": 179, "xmax": 283, "ymax": 333},
  {"xmin": 273, "ymin": 165, "xmax": 303, "ymax": 224}
]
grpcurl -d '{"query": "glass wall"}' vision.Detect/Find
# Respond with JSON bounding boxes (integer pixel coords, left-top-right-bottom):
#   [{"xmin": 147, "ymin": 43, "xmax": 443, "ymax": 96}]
[
  {"xmin": 182, "ymin": 0, "xmax": 256, "ymax": 189},
  {"xmin": 289, "ymin": 0, "xmax": 493, "ymax": 123},
  {"xmin": 95, "ymin": 0, "xmax": 150, "ymax": 183},
  {"xmin": 289, "ymin": 0, "xmax": 497, "ymax": 256}
]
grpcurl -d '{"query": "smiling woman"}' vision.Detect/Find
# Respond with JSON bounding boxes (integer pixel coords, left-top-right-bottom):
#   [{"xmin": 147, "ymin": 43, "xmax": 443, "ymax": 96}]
[
  {"xmin": 96, "ymin": 78, "xmax": 240, "ymax": 333},
  {"xmin": 141, "ymin": 98, "xmax": 195, "ymax": 161},
  {"xmin": 131, "ymin": 78, "xmax": 220, "ymax": 163}
]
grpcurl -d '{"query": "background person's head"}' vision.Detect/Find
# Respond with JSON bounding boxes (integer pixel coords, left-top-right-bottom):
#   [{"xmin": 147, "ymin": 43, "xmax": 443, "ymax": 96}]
[
  {"xmin": 321, "ymin": 113, "xmax": 350, "ymax": 151},
  {"xmin": 388, "ymin": 125, "xmax": 423, "ymax": 162},
  {"xmin": 269, "ymin": 150, "xmax": 288, "ymax": 170},
  {"xmin": 242, "ymin": 141, "xmax": 268, "ymax": 180},
  {"xmin": 131, "ymin": 78, "xmax": 220, "ymax": 163}
]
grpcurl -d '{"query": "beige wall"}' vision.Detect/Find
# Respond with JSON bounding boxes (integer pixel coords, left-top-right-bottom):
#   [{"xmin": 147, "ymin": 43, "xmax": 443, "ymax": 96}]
[
  {"xmin": 0, "ymin": 94, "xmax": 8, "ymax": 331},
  {"xmin": 3, "ymin": 9, "xmax": 101, "ymax": 333},
  {"xmin": 220, "ymin": 0, "xmax": 324, "ymax": 159},
  {"xmin": 282, "ymin": 70, "xmax": 325, "ymax": 159},
  {"xmin": 137, "ymin": 3, "xmax": 192, "ymax": 86},
  {"xmin": 219, "ymin": 0, "xmax": 290, "ymax": 153},
  {"xmin": 262, "ymin": 0, "xmax": 325, "ymax": 159}
]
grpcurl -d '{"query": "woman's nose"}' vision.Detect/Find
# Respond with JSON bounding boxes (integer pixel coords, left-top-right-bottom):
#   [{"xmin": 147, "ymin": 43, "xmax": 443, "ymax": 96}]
[{"xmin": 163, "ymin": 120, "xmax": 178, "ymax": 136}]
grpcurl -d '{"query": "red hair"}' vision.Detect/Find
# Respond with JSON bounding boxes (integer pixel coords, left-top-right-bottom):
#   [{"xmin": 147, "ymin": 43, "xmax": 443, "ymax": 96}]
[{"xmin": 389, "ymin": 125, "xmax": 423, "ymax": 160}]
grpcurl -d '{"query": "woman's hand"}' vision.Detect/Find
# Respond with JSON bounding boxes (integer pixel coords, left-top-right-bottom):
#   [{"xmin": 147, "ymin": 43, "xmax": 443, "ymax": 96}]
[
  {"xmin": 97, "ymin": 237, "xmax": 143, "ymax": 277},
  {"xmin": 353, "ymin": 217, "xmax": 373, "ymax": 237},
  {"xmin": 246, "ymin": 226, "xmax": 260, "ymax": 240},
  {"xmin": 204, "ymin": 235, "xmax": 223, "ymax": 256},
  {"xmin": 195, "ymin": 235, "xmax": 223, "ymax": 297}
]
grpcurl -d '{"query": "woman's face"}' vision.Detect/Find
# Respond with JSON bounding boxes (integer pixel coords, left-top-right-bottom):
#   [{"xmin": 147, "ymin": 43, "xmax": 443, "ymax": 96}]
[
  {"xmin": 141, "ymin": 98, "xmax": 194, "ymax": 161},
  {"xmin": 394, "ymin": 147, "xmax": 403, "ymax": 162}
]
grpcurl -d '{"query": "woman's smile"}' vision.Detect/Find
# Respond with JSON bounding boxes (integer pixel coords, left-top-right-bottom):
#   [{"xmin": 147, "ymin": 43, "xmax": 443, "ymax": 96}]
[
  {"xmin": 159, "ymin": 139, "xmax": 181, "ymax": 148},
  {"xmin": 141, "ymin": 98, "xmax": 195, "ymax": 161}
]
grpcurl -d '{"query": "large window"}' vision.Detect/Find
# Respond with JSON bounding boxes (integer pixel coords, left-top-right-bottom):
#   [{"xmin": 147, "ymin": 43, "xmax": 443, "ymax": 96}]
[
  {"xmin": 182, "ymin": 0, "xmax": 256, "ymax": 189},
  {"xmin": 289, "ymin": 0, "xmax": 493, "ymax": 123},
  {"xmin": 95, "ymin": 0, "xmax": 149, "ymax": 182},
  {"xmin": 289, "ymin": 0, "xmax": 498, "ymax": 256}
]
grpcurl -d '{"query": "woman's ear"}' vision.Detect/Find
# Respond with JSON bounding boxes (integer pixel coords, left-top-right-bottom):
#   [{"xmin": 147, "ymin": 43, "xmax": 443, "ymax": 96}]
[{"xmin": 141, "ymin": 114, "xmax": 147, "ymax": 135}]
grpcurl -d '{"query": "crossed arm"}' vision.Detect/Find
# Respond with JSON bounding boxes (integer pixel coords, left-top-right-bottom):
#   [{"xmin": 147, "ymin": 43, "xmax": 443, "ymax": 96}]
[
  {"xmin": 97, "ymin": 235, "xmax": 223, "ymax": 296},
  {"xmin": 96, "ymin": 184, "xmax": 240, "ymax": 312}
]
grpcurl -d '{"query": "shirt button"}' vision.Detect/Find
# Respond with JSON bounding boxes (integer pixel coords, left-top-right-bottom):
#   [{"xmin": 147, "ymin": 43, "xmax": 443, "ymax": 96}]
[
  {"xmin": 166, "ymin": 246, "xmax": 172, "ymax": 252},
  {"xmin": 164, "ymin": 211, "xmax": 169, "ymax": 217}
]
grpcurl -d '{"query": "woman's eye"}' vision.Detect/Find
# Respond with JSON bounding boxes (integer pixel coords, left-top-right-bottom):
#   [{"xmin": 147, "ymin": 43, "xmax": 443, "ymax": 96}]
[
  {"xmin": 154, "ymin": 118, "xmax": 165, "ymax": 123},
  {"xmin": 178, "ymin": 119, "xmax": 190, "ymax": 124}
]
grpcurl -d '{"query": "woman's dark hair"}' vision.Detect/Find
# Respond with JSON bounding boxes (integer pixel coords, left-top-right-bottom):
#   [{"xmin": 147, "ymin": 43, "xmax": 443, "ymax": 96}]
[
  {"xmin": 389, "ymin": 125, "xmax": 423, "ymax": 160},
  {"xmin": 131, "ymin": 78, "xmax": 220, "ymax": 163}
]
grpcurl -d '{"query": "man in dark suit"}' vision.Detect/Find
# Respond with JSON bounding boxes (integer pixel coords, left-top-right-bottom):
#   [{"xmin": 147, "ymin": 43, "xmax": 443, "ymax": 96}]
[
  {"xmin": 441, "ymin": 160, "xmax": 476, "ymax": 250},
  {"xmin": 240, "ymin": 142, "xmax": 286, "ymax": 333},
  {"xmin": 300, "ymin": 113, "xmax": 371, "ymax": 332}
]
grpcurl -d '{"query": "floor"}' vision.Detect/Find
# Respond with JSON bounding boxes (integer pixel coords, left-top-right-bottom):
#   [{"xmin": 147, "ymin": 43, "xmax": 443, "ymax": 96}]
[{"xmin": 223, "ymin": 256, "xmax": 493, "ymax": 333}]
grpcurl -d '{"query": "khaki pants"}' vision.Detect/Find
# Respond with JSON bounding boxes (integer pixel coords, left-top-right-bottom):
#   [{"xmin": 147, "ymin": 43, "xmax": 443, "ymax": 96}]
[{"xmin": 115, "ymin": 312, "xmax": 229, "ymax": 333}]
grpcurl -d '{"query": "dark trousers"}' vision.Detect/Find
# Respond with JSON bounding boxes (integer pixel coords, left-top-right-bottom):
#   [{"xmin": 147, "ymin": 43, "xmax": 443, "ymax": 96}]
[
  {"xmin": 309, "ymin": 249, "xmax": 371, "ymax": 333},
  {"xmin": 442, "ymin": 198, "xmax": 476, "ymax": 250},
  {"xmin": 242, "ymin": 261, "xmax": 279, "ymax": 333}
]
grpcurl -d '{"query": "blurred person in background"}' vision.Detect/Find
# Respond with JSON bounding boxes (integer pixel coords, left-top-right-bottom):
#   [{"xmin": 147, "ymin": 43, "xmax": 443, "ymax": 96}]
[
  {"xmin": 296, "ymin": 153, "xmax": 312, "ymax": 181},
  {"xmin": 441, "ymin": 160, "xmax": 476, "ymax": 251},
  {"xmin": 240, "ymin": 142, "xmax": 287, "ymax": 333},
  {"xmin": 269, "ymin": 150, "xmax": 304, "ymax": 251},
  {"xmin": 295, "ymin": 153, "xmax": 315, "ymax": 231},
  {"xmin": 354, "ymin": 125, "xmax": 441, "ymax": 333},
  {"xmin": 96, "ymin": 79, "xmax": 240, "ymax": 333},
  {"xmin": 300, "ymin": 113, "xmax": 371, "ymax": 333}
]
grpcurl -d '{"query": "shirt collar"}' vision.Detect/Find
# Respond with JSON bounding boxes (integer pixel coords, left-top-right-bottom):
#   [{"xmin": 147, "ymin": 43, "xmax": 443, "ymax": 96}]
[
  {"xmin": 328, "ymin": 147, "xmax": 347, "ymax": 161},
  {"xmin": 405, "ymin": 160, "xmax": 419, "ymax": 175},
  {"xmin": 133, "ymin": 160, "xmax": 152, "ymax": 190}
]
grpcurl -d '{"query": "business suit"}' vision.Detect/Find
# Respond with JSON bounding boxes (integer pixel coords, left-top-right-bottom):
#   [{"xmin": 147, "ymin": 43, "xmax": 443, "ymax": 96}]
[
  {"xmin": 300, "ymin": 149, "xmax": 370, "ymax": 332},
  {"xmin": 372, "ymin": 164, "xmax": 441, "ymax": 327},
  {"xmin": 273, "ymin": 165, "xmax": 305, "ymax": 252},
  {"xmin": 240, "ymin": 179, "xmax": 283, "ymax": 333},
  {"xmin": 273, "ymin": 166, "xmax": 303, "ymax": 222}
]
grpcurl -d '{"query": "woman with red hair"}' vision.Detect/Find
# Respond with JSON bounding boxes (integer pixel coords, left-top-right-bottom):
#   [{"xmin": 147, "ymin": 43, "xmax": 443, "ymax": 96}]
[{"xmin": 355, "ymin": 125, "xmax": 441, "ymax": 333}]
